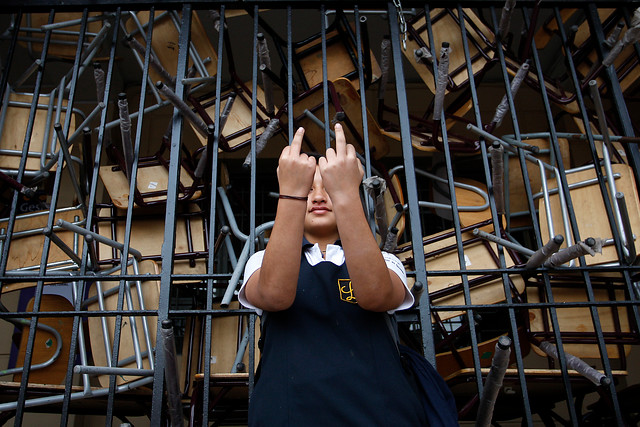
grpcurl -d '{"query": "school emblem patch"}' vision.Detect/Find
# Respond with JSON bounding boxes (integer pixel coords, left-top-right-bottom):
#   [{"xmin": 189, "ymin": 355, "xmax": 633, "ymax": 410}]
[{"xmin": 338, "ymin": 279, "xmax": 357, "ymax": 304}]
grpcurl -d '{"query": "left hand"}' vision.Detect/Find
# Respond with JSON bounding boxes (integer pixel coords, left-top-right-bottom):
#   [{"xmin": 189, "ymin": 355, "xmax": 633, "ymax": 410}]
[{"xmin": 318, "ymin": 123, "xmax": 364, "ymax": 203}]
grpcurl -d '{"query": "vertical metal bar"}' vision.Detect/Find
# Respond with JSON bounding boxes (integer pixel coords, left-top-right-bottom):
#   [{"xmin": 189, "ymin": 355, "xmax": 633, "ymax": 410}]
[
  {"xmin": 446, "ymin": 4, "xmax": 485, "ymax": 397},
  {"xmin": 353, "ymin": 7, "xmax": 375, "ymax": 233},
  {"xmin": 585, "ymin": 4, "xmax": 640, "ymax": 333},
  {"xmin": 476, "ymin": 4, "xmax": 584, "ymax": 422},
  {"xmin": 526, "ymin": 4, "xmax": 626, "ymax": 424},
  {"xmin": 150, "ymin": 4, "xmax": 191, "ymax": 424},
  {"xmin": 588, "ymin": 4, "xmax": 640, "ymax": 191},
  {"xmin": 104, "ymin": 7, "xmax": 156, "ymax": 425},
  {"xmin": 12, "ymin": 9, "xmax": 89, "ymax": 425},
  {"xmin": 482, "ymin": 7, "xmax": 552, "ymax": 425},
  {"xmin": 237, "ymin": 2, "xmax": 262, "ymax": 406},
  {"xmin": 287, "ymin": 7, "xmax": 294, "ymax": 139},
  {"xmin": 0, "ymin": 10, "xmax": 21, "ymax": 109},
  {"xmin": 202, "ymin": 5, "xmax": 226, "ymax": 425},
  {"xmin": 321, "ymin": 4, "xmax": 330, "ymax": 149},
  {"xmin": 387, "ymin": 3, "xmax": 434, "ymax": 362},
  {"xmin": 0, "ymin": 8, "xmax": 52, "ymax": 289},
  {"xmin": 246, "ymin": 5, "xmax": 261, "ymax": 405},
  {"xmin": 59, "ymin": 9, "xmax": 122, "ymax": 426}
]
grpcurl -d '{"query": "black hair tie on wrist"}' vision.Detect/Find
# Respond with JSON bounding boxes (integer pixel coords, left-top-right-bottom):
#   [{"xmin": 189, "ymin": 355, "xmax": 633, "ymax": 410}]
[{"xmin": 278, "ymin": 194, "xmax": 308, "ymax": 201}]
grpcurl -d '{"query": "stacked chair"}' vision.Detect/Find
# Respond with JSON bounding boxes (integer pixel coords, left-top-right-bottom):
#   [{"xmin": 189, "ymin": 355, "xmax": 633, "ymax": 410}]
[{"xmin": 0, "ymin": 4, "xmax": 638, "ymax": 426}]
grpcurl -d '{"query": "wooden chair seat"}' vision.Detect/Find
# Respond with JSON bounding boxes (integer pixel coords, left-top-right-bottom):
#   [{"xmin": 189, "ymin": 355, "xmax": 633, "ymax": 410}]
[
  {"xmin": 380, "ymin": 126, "xmax": 479, "ymax": 155},
  {"xmin": 377, "ymin": 93, "xmax": 481, "ymax": 154},
  {"xmin": 404, "ymin": 8, "xmax": 497, "ymax": 93},
  {"xmin": 99, "ymin": 163, "xmax": 201, "ymax": 209},
  {"xmin": 426, "ymin": 176, "xmax": 493, "ymax": 227},
  {"xmin": 436, "ymin": 331, "xmax": 528, "ymax": 381},
  {"xmin": 526, "ymin": 279, "xmax": 633, "ymax": 360},
  {"xmin": 18, "ymin": 12, "xmax": 107, "ymax": 61},
  {"xmin": 573, "ymin": 10, "xmax": 640, "ymax": 96},
  {"xmin": 258, "ymin": 10, "xmax": 380, "ymax": 92},
  {"xmin": 192, "ymin": 372, "xmax": 250, "ymax": 382},
  {"xmin": 449, "ymin": 365, "xmax": 627, "ymax": 422},
  {"xmin": 0, "ymin": 91, "xmax": 76, "ymax": 173},
  {"xmin": 279, "ymin": 78, "xmax": 389, "ymax": 159},
  {"xmin": 0, "ymin": 381, "xmax": 85, "ymax": 393},
  {"xmin": 188, "ymin": 81, "xmax": 282, "ymax": 153},
  {"xmin": 538, "ymin": 8, "xmax": 637, "ymax": 97},
  {"xmin": 86, "ymin": 259, "xmax": 160, "ymax": 387},
  {"xmin": 181, "ymin": 301, "xmax": 259, "ymax": 396},
  {"xmin": 537, "ymin": 163, "xmax": 640, "ymax": 267},
  {"xmin": 506, "ymin": 136, "xmax": 570, "ymax": 223},
  {"xmin": 95, "ymin": 204, "xmax": 207, "ymax": 279},
  {"xmin": 453, "ymin": 178, "xmax": 498, "ymax": 229},
  {"xmin": 533, "ymin": 9, "xmax": 582, "ymax": 50},
  {"xmin": 530, "ymin": 9, "xmax": 638, "ymax": 112},
  {"xmin": 570, "ymin": 116, "xmax": 628, "ymax": 166},
  {"xmin": 533, "ymin": 9, "xmax": 616, "ymax": 51},
  {"xmin": 0, "ymin": 206, "xmax": 84, "ymax": 294},
  {"xmin": 124, "ymin": 10, "xmax": 218, "ymax": 84},
  {"xmin": 293, "ymin": 22, "xmax": 381, "ymax": 91},
  {"xmin": 394, "ymin": 226, "xmax": 525, "ymax": 322},
  {"xmin": 447, "ymin": 367, "xmax": 628, "ymax": 384},
  {"xmin": 503, "ymin": 56, "xmax": 581, "ymax": 115},
  {"xmin": 12, "ymin": 294, "xmax": 74, "ymax": 385}
]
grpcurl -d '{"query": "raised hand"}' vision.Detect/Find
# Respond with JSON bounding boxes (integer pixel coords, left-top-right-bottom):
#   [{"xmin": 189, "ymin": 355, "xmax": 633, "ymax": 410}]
[
  {"xmin": 277, "ymin": 127, "xmax": 317, "ymax": 197},
  {"xmin": 318, "ymin": 123, "xmax": 364, "ymax": 204}
]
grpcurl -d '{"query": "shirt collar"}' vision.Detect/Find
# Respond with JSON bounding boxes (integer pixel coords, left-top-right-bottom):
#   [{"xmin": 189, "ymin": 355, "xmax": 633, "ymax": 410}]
[{"xmin": 302, "ymin": 236, "xmax": 342, "ymax": 251}]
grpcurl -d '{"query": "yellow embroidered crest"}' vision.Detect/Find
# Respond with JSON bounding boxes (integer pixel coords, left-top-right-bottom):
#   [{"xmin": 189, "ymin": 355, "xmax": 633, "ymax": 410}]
[{"xmin": 338, "ymin": 279, "xmax": 357, "ymax": 304}]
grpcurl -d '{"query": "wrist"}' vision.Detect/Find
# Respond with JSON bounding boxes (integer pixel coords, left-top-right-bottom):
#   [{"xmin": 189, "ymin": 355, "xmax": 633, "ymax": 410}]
[
  {"xmin": 278, "ymin": 187, "xmax": 308, "ymax": 199},
  {"xmin": 279, "ymin": 194, "xmax": 308, "ymax": 201},
  {"xmin": 327, "ymin": 188, "xmax": 360, "ymax": 207}
]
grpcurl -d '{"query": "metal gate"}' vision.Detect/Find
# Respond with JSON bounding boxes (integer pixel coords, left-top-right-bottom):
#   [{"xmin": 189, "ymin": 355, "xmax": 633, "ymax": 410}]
[{"xmin": 0, "ymin": 1, "xmax": 639, "ymax": 425}]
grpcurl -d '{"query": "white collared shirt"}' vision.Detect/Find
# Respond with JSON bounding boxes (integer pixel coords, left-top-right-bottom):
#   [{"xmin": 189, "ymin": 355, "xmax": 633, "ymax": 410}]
[{"xmin": 239, "ymin": 243, "xmax": 414, "ymax": 315}]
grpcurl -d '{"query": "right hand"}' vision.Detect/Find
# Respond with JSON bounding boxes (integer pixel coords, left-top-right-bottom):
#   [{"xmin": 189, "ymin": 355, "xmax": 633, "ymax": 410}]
[{"xmin": 277, "ymin": 127, "xmax": 316, "ymax": 197}]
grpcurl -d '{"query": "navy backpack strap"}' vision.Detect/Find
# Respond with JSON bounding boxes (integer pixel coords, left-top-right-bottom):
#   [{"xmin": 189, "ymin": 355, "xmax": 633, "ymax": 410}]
[{"xmin": 386, "ymin": 314, "xmax": 459, "ymax": 426}]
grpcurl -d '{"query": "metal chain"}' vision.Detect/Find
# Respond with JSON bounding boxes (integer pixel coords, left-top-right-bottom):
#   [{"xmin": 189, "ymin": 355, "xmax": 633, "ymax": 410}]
[{"xmin": 392, "ymin": 0, "xmax": 407, "ymax": 50}]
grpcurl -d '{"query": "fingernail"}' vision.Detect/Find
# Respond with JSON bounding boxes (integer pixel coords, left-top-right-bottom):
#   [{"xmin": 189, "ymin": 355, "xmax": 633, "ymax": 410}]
[
  {"xmin": 335, "ymin": 123, "xmax": 342, "ymax": 129},
  {"xmin": 297, "ymin": 127, "xmax": 305, "ymax": 133}
]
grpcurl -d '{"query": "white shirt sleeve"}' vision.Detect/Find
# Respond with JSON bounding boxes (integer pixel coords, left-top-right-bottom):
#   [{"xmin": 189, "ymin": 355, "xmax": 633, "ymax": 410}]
[
  {"xmin": 239, "ymin": 249, "xmax": 412, "ymax": 315},
  {"xmin": 238, "ymin": 250, "xmax": 265, "ymax": 315},
  {"xmin": 382, "ymin": 251, "xmax": 414, "ymax": 313}
]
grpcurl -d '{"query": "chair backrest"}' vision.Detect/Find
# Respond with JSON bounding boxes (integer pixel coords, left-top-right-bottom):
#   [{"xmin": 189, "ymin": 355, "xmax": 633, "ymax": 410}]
[
  {"xmin": 94, "ymin": 204, "xmax": 208, "ymax": 278},
  {"xmin": 537, "ymin": 162, "xmax": 640, "ymax": 267},
  {"xmin": 18, "ymin": 12, "xmax": 107, "ymax": 61},
  {"xmin": 12, "ymin": 294, "xmax": 75, "ymax": 385},
  {"xmin": 86, "ymin": 259, "xmax": 160, "ymax": 387},
  {"xmin": 258, "ymin": 10, "xmax": 380, "ymax": 92},
  {"xmin": 526, "ymin": 276, "xmax": 634, "ymax": 361},
  {"xmin": 277, "ymin": 78, "xmax": 389, "ymax": 159},
  {"xmin": 404, "ymin": 8, "xmax": 497, "ymax": 93},
  {"xmin": 394, "ymin": 224, "xmax": 525, "ymax": 323},
  {"xmin": 0, "ymin": 90, "xmax": 76, "ymax": 175},
  {"xmin": 436, "ymin": 331, "xmax": 527, "ymax": 381},
  {"xmin": 124, "ymin": 10, "xmax": 218, "ymax": 85},
  {"xmin": 187, "ymin": 80, "xmax": 282, "ymax": 153},
  {"xmin": 505, "ymin": 136, "xmax": 570, "ymax": 224},
  {"xmin": 180, "ymin": 301, "xmax": 260, "ymax": 393},
  {"xmin": 0, "ymin": 206, "xmax": 84, "ymax": 294},
  {"xmin": 99, "ymin": 162, "xmax": 202, "ymax": 209}
]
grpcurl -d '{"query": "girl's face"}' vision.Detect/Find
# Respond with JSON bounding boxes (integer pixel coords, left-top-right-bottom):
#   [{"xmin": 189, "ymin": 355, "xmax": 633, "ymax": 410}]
[{"xmin": 304, "ymin": 167, "xmax": 339, "ymax": 241}]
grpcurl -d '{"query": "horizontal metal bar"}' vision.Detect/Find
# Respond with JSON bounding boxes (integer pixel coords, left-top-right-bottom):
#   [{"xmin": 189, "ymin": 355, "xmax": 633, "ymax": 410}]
[{"xmin": 73, "ymin": 366, "xmax": 154, "ymax": 376}]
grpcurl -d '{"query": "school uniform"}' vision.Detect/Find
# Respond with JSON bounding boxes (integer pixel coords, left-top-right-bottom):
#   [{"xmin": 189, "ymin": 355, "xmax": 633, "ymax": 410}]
[{"xmin": 240, "ymin": 239, "xmax": 426, "ymax": 426}]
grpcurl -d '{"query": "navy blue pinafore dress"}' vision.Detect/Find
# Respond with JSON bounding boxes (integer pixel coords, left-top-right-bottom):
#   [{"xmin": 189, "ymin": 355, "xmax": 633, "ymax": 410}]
[{"xmin": 248, "ymin": 242, "xmax": 426, "ymax": 426}]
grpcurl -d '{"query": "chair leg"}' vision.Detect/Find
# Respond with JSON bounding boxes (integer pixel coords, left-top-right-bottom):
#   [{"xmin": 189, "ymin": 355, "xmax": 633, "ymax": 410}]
[{"xmin": 189, "ymin": 381, "xmax": 203, "ymax": 427}]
